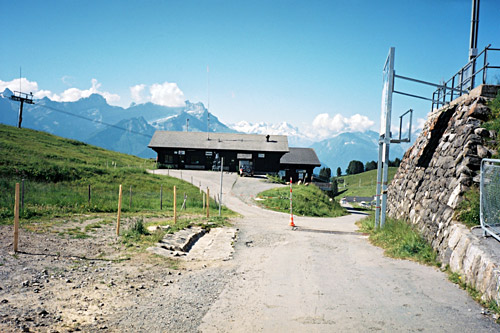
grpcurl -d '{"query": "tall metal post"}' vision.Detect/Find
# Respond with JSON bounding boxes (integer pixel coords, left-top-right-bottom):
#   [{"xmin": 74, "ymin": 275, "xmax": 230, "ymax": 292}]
[
  {"xmin": 469, "ymin": 0, "xmax": 480, "ymax": 61},
  {"xmin": 469, "ymin": 0, "xmax": 480, "ymax": 89},
  {"xmin": 10, "ymin": 92, "xmax": 34, "ymax": 128},
  {"xmin": 380, "ymin": 141, "xmax": 391, "ymax": 228},
  {"xmin": 374, "ymin": 141, "xmax": 383, "ymax": 228},
  {"xmin": 376, "ymin": 47, "xmax": 395, "ymax": 228}
]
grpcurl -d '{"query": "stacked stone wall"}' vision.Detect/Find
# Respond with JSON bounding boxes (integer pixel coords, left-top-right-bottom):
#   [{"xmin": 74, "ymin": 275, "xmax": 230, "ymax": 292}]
[{"xmin": 387, "ymin": 85, "xmax": 500, "ymax": 303}]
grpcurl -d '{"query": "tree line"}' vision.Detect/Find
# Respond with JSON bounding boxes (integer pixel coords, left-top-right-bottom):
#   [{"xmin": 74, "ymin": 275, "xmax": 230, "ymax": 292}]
[{"xmin": 318, "ymin": 158, "xmax": 401, "ymax": 180}]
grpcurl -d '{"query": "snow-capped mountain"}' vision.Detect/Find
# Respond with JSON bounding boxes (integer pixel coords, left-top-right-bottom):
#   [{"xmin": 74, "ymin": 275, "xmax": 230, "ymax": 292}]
[
  {"xmin": 311, "ymin": 130, "xmax": 407, "ymax": 172},
  {"xmin": 229, "ymin": 121, "xmax": 314, "ymax": 147},
  {"xmin": 1, "ymin": 88, "xmax": 413, "ymax": 167},
  {"xmin": 0, "ymin": 89, "xmax": 234, "ymax": 157}
]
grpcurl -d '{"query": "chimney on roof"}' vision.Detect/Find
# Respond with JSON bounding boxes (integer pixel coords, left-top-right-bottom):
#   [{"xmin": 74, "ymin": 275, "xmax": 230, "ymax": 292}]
[{"xmin": 266, "ymin": 135, "xmax": 270, "ymax": 142}]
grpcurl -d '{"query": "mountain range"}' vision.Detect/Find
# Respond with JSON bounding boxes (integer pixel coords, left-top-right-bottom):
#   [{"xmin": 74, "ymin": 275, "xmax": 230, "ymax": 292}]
[
  {"xmin": 0, "ymin": 89, "xmax": 411, "ymax": 170},
  {"xmin": 230, "ymin": 120, "xmax": 411, "ymax": 172},
  {"xmin": 0, "ymin": 89, "xmax": 234, "ymax": 158}
]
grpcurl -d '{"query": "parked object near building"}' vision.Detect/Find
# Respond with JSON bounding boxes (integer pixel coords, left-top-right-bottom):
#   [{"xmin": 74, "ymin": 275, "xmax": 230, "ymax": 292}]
[{"xmin": 239, "ymin": 160, "xmax": 254, "ymax": 177}]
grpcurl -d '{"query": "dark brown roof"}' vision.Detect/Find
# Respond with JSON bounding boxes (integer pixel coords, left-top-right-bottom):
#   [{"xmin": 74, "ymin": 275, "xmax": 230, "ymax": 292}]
[
  {"xmin": 280, "ymin": 147, "xmax": 321, "ymax": 166},
  {"xmin": 148, "ymin": 131, "xmax": 289, "ymax": 152}
]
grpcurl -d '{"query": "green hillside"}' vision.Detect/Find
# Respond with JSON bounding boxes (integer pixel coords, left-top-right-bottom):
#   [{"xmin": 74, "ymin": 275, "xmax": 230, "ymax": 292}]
[
  {"xmin": 257, "ymin": 184, "xmax": 346, "ymax": 217},
  {"xmin": 334, "ymin": 167, "xmax": 398, "ymax": 200},
  {"xmin": 0, "ymin": 124, "xmax": 230, "ymax": 223}
]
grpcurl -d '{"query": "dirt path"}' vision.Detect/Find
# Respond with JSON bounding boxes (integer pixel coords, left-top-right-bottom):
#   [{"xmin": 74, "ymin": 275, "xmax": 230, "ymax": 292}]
[
  {"xmin": 164, "ymin": 170, "xmax": 499, "ymax": 332},
  {"xmin": 0, "ymin": 170, "xmax": 498, "ymax": 332}
]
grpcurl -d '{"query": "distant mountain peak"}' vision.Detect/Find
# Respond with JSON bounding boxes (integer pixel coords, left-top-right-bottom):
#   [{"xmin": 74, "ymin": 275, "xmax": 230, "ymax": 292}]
[
  {"xmin": 84, "ymin": 93, "xmax": 107, "ymax": 103},
  {"xmin": 1, "ymin": 88, "xmax": 13, "ymax": 98},
  {"xmin": 185, "ymin": 100, "xmax": 207, "ymax": 115}
]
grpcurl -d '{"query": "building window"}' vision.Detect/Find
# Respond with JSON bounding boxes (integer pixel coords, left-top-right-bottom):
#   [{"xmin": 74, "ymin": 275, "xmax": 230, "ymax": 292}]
[
  {"xmin": 258, "ymin": 153, "xmax": 265, "ymax": 158},
  {"xmin": 179, "ymin": 150, "xmax": 185, "ymax": 155},
  {"xmin": 165, "ymin": 155, "xmax": 174, "ymax": 163},
  {"xmin": 205, "ymin": 151, "xmax": 213, "ymax": 156}
]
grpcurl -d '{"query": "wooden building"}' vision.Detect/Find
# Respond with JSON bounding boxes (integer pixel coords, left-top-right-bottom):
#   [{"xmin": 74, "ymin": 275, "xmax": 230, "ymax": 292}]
[
  {"xmin": 148, "ymin": 131, "xmax": 289, "ymax": 174},
  {"xmin": 279, "ymin": 147, "xmax": 321, "ymax": 183}
]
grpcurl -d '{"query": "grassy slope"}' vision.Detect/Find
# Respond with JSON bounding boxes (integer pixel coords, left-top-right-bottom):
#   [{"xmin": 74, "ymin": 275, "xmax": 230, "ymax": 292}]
[
  {"xmin": 334, "ymin": 167, "xmax": 398, "ymax": 200},
  {"xmin": 0, "ymin": 124, "xmax": 232, "ymax": 222},
  {"xmin": 257, "ymin": 184, "xmax": 346, "ymax": 217}
]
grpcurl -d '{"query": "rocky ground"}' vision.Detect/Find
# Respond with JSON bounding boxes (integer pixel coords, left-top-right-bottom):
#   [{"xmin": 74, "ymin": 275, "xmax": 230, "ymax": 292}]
[{"xmin": 0, "ymin": 214, "xmax": 237, "ymax": 332}]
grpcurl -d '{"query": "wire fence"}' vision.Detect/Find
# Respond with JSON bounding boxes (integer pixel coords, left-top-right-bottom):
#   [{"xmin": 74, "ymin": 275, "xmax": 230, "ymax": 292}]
[
  {"xmin": 480, "ymin": 159, "xmax": 500, "ymax": 242},
  {"xmin": 0, "ymin": 178, "xmax": 218, "ymax": 222}
]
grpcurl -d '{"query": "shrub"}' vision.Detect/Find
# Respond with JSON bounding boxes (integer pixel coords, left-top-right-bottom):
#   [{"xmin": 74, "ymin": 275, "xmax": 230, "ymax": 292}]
[
  {"xmin": 455, "ymin": 186, "xmax": 480, "ymax": 228},
  {"xmin": 358, "ymin": 215, "xmax": 438, "ymax": 266}
]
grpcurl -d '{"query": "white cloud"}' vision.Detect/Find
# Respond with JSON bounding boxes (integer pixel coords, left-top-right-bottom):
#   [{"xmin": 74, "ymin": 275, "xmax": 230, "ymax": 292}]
[
  {"xmin": 49, "ymin": 79, "xmax": 121, "ymax": 105},
  {"xmin": 0, "ymin": 77, "xmax": 121, "ymax": 105},
  {"xmin": 129, "ymin": 81, "xmax": 185, "ymax": 107},
  {"xmin": 309, "ymin": 113, "xmax": 375, "ymax": 140},
  {"xmin": 150, "ymin": 82, "xmax": 185, "ymax": 107},
  {"xmin": 130, "ymin": 84, "xmax": 147, "ymax": 104},
  {"xmin": 0, "ymin": 78, "xmax": 39, "ymax": 95},
  {"xmin": 416, "ymin": 117, "xmax": 426, "ymax": 130}
]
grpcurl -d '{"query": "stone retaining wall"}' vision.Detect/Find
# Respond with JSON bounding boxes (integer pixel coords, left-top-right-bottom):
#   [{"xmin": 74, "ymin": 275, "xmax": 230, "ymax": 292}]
[{"xmin": 386, "ymin": 85, "xmax": 500, "ymax": 303}]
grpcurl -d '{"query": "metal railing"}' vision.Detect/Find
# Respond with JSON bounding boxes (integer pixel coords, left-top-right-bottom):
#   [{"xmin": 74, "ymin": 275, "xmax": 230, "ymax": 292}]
[
  {"xmin": 480, "ymin": 159, "xmax": 500, "ymax": 242},
  {"xmin": 432, "ymin": 45, "xmax": 500, "ymax": 110}
]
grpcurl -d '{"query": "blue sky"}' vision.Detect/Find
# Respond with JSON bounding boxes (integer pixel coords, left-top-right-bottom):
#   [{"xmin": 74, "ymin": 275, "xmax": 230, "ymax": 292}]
[{"xmin": 1, "ymin": 0, "xmax": 499, "ymax": 140}]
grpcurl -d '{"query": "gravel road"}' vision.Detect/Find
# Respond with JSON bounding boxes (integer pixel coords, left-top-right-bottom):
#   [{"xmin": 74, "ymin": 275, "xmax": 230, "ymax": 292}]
[
  {"xmin": 164, "ymin": 169, "xmax": 499, "ymax": 332},
  {"xmin": 1, "ymin": 169, "xmax": 498, "ymax": 332}
]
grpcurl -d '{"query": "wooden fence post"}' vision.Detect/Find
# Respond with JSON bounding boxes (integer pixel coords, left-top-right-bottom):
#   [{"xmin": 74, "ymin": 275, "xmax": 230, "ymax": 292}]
[
  {"xmin": 14, "ymin": 183, "xmax": 20, "ymax": 253},
  {"xmin": 116, "ymin": 185, "xmax": 122, "ymax": 236},
  {"xmin": 206, "ymin": 187, "xmax": 210, "ymax": 218},
  {"xmin": 160, "ymin": 185, "xmax": 163, "ymax": 210},
  {"xmin": 173, "ymin": 186, "xmax": 177, "ymax": 224},
  {"xmin": 88, "ymin": 184, "xmax": 91, "ymax": 205}
]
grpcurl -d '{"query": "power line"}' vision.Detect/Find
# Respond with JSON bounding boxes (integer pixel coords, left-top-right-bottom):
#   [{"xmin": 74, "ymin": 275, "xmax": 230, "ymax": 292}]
[{"xmin": 35, "ymin": 103, "xmax": 153, "ymax": 139}]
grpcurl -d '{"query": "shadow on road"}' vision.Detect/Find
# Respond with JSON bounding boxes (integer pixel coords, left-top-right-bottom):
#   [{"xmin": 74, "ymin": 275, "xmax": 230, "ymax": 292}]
[
  {"xmin": 345, "ymin": 208, "xmax": 370, "ymax": 216},
  {"xmin": 294, "ymin": 227, "xmax": 365, "ymax": 236}
]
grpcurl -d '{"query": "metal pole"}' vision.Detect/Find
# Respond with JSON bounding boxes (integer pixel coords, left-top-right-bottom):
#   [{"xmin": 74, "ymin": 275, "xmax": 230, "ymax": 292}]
[
  {"xmin": 469, "ymin": 0, "xmax": 480, "ymax": 61},
  {"xmin": 380, "ymin": 47, "xmax": 394, "ymax": 228},
  {"xmin": 219, "ymin": 157, "xmax": 223, "ymax": 216},
  {"xmin": 375, "ymin": 140, "xmax": 383, "ymax": 228},
  {"xmin": 88, "ymin": 184, "xmax": 91, "ymax": 205},
  {"xmin": 451, "ymin": 77, "xmax": 455, "ymax": 101},
  {"xmin": 381, "ymin": 142, "xmax": 391, "ymax": 228},
  {"xmin": 483, "ymin": 48, "xmax": 488, "ymax": 84},
  {"xmin": 160, "ymin": 185, "xmax": 163, "ymax": 210},
  {"xmin": 17, "ymin": 100, "xmax": 24, "ymax": 128}
]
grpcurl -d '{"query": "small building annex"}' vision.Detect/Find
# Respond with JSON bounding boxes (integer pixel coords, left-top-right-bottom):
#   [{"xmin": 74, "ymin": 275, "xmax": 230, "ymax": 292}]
[
  {"xmin": 279, "ymin": 147, "xmax": 321, "ymax": 183},
  {"xmin": 148, "ymin": 131, "xmax": 289, "ymax": 174}
]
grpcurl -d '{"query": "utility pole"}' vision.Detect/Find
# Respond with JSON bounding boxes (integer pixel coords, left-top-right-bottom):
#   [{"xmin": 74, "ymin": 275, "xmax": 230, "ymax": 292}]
[
  {"xmin": 469, "ymin": 0, "xmax": 480, "ymax": 89},
  {"xmin": 10, "ymin": 91, "xmax": 34, "ymax": 128},
  {"xmin": 186, "ymin": 118, "xmax": 189, "ymax": 132},
  {"xmin": 469, "ymin": 0, "xmax": 480, "ymax": 61}
]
